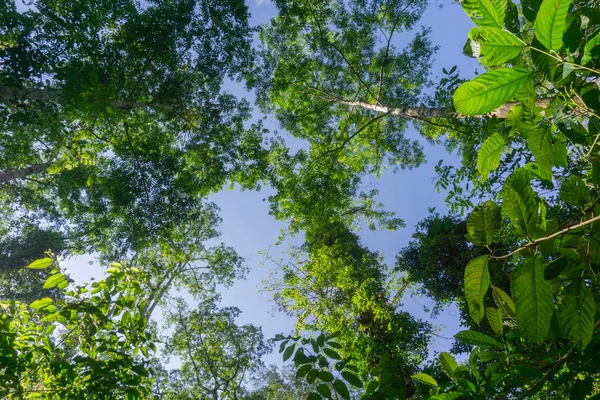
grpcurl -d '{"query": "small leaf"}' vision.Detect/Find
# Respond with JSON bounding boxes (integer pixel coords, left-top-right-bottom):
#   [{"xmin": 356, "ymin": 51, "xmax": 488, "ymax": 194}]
[
  {"xmin": 296, "ymin": 364, "xmax": 313, "ymax": 379},
  {"xmin": 365, "ymin": 380, "xmax": 379, "ymax": 394},
  {"xmin": 306, "ymin": 369, "xmax": 319, "ymax": 384},
  {"xmin": 439, "ymin": 352, "xmax": 458, "ymax": 378},
  {"xmin": 466, "ymin": 201, "xmax": 502, "ymax": 245},
  {"xmin": 487, "ymin": 307, "xmax": 504, "ymax": 336},
  {"xmin": 318, "ymin": 371, "xmax": 334, "ymax": 382},
  {"xmin": 557, "ymin": 279, "xmax": 595, "ymax": 349},
  {"xmin": 323, "ymin": 348, "xmax": 341, "ymax": 360},
  {"xmin": 316, "ymin": 384, "xmax": 331, "ymax": 398},
  {"xmin": 334, "ymin": 379, "xmax": 350, "ymax": 400},
  {"xmin": 307, "ymin": 393, "xmax": 321, "ymax": 400},
  {"xmin": 454, "ymin": 68, "xmax": 533, "ymax": 116},
  {"xmin": 283, "ymin": 344, "xmax": 295, "ymax": 362},
  {"xmin": 411, "ymin": 373, "xmax": 438, "ymax": 387},
  {"xmin": 26, "ymin": 258, "xmax": 53, "ymax": 269},
  {"xmin": 534, "ymin": 0, "xmax": 572, "ymax": 50},
  {"xmin": 512, "ymin": 257, "xmax": 553, "ymax": 345},
  {"xmin": 464, "ymin": 256, "xmax": 491, "ymax": 324},
  {"xmin": 455, "ymin": 330, "xmax": 502, "ymax": 347},
  {"xmin": 341, "ymin": 370, "xmax": 362, "ymax": 388},
  {"xmin": 30, "ymin": 298, "xmax": 54, "ymax": 310},
  {"xmin": 43, "ymin": 273, "xmax": 67, "ymax": 289}
]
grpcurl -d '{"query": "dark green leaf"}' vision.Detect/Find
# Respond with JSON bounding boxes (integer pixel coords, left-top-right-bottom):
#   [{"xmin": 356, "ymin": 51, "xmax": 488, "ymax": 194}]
[
  {"xmin": 560, "ymin": 175, "xmax": 590, "ymax": 207},
  {"xmin": 341, "ymin": 370, "xmax": 362, "ymax": 388},
  {"xmin": 283, "ymin": 344, "xmax": 295, "ymax": 362},
  {"xmin": 455, "ymin": 330, "xmax": 502, "ymax": 347},
  {"xmin": 557, "ymin": 279, "xmax": 596, "ymax": 349},
  {"xmin": 502, "ymin": 168, "xmax": 539, "ymax": 238},
  {"xmin": 544, "ymin": 257, "xmax": 569, "ymax": 280},
  {"xmin": 316, "ymin": 384, "xmax": 331, "ymax": 398},
  {"xmin": 323, "ymin": 348, "xmax": 342, "ymax": 360},
  {"xmin": 334, "ymin": 379, "xmax": 350, "ymax": 400},
  {"xmin": 318, "ymin": 370, "xmax": 334, "ymax": 383}
]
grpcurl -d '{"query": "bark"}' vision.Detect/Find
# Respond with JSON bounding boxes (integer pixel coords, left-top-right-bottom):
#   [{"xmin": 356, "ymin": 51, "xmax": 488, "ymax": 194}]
[
  {"xmin": 339, "ymin": 98, "xmax": 552, "ymax": 120},
  {"xmin": 0, "ymin": 162, "xmax": 53, "ymax": 184}
]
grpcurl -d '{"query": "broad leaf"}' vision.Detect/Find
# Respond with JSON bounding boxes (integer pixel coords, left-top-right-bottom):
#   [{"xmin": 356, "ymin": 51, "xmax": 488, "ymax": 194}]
[
  {"xmin": 30, "ymin": 297, "xmax": 54, "ymax": 310},
  {"xmin": 439, "ymin": 352, "xmax": 458, "ymax": 379},
  {"xmin": 512, "ymin": 257, "xmax": 553, "ymax": 345},
  {"xmin": 316, "ymin": 384, "xmax": 331, "ymax": 398},
  {"xmin": 477, "ymin": 134, "xmax": 506, "ymax": 180},
  {"xmin": 469, "ymin": 27, "xmax": 524, "ymax": 66},
  {"xmin": 26, "ymin": 258, "xmax": 53, "ymax": 269},
  {"xmin": 341, "ymin": 371, "xmax": 362, "ymax": 388},
  {"xmin": 460, "ymin": 0, "xmax": 506, "ymax": 28},
  {"xmin": 334, "ymin": 379, "xmax": 350, "ymax": 400},
  {"xmin": 455, "ymin": 330, "xmax": 501, "ymax": 347},
  {"xmin": 487, "ymin": 307, "xmax": 504, "ymax": 336},
  {"xmin": 464, "ymin": 256, "xmax": 491, "ymax": 323},
  {"xmin": 534, "ymin": 0, "xmax": 572, "ymax": 50},
  {"xmin": 466, "ymin": 201, "xmax": 502, "ymax": 245},
  {"xmin": 582, "ymin": 32, "xmax": 600, "ymax": 65},
  {"xmin": 502, "ymin": 168, "xmax": 538, "ymax": 239},
  {"xmin": 558, "ymin": 279, "xmax": 596, "ymax": 349},
  {"xmin": 454, "ymin": 68, "xmax": 533, "ymax": 116},
  {"xmin": 525, "ymin": 125, "xmax": 564, "ymax": 174},
  {"xmin": 318, "ymin": 371, "xmax": 334, "ymax": 382},
  {"xmin": 323, "ymin": 348, "xmax": 342, "ymax": 360},
  {"xmin": 493, "ymin": 287, "xmax": 516, "ymax": 318},
  {"xmin": 560, "ymin": 175, "xmax": 590, "ymax": 207},
  {"xmin": 411, "ymin": 373, "xmax": 438, "ymax": 387},
  {"xmin": 43, "ymin": 273, "xmax": 68, "ymax": 289},
  {"xmin": 283, "ymin": 344, "xmax": 295, "ymax": 362}
]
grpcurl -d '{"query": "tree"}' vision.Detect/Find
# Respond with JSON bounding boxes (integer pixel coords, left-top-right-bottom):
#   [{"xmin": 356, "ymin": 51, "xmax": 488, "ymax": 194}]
[{"xmin": 159, "ymin": 296, "xmax": 271, "ymax": 400}]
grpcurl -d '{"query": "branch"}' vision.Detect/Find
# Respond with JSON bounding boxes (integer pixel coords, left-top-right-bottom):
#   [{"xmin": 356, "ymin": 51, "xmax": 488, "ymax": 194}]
[{"xmin": 492, "ymin": 214, "xmax": 600, "ymax": 260}]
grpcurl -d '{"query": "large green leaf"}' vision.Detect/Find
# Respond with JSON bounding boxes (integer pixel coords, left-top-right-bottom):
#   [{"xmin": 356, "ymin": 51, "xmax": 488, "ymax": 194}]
[
  {"xmin": 534, "ymin": 0, "xmax": 571, "ymax": 50},
  {"xmin": 582, "ymin": 32, "xmax": 600, "ymax": 65},
  {"xmin": 412, "ymin": 373, "xmax": 438, "ymax": 387},
  {"xmin": 501, "ymin": 168, "xmax": 538, "ymax": 239},
  {"xmin": 334, "ymin": 379, "xmax": 350, "ymax": 400},
  {"xmin": 469, "ymin": 27, "xmax": 524, "ymax": 66},
  {"xmin": 460, "ymin": 0, "xmax": 506, "ymax": 28},
  {"xmin": 525, "ymin": 125, "xmax": 564, "ymax": 174},
  {"xmin": 477, "ymin": 134, "xmax": 506, "ymax": 180},
  {"xmin": 465, "ymin": 256, "xmax": 491, "ymax": 323},
  {"xmin": 454, "ymin": 68, "xmax": 533, "ymax": 116},
  {"xmin": 30, "ymin": 297, "xmax": 54, "ymax": 310},
  {"xmin": 557, "ymin": 279, "xmax": 596, "ymax": 349},
  {"xmin": 493, "ymin": 287, "xmax": 516, "ymax": 318},
  {"xmin": 560, "ymin": 175, "xmax": 590, "ymax": 207},
  {"xmin": 487, "ymin": 307, "xmax": 504, "ymax": 336},
  {"xmin": 512, "ymin": 257, "xmax": 553, "ymax": 345},
  {"xmin": 341, "ymin": 371, "xmax": 362, "ymax": 388},
  {"xmin": 466, "ymin": 201, "xmax": 502, "ymax": 245},
  {"xmin": 43, "ymin": 273, "xmax": 68, "ymax": 289},
  {"xmin": 455, "ymin": 330, "xmax": 502, "ymax": 347},
  {"xmin": 439, "ymin": 352, "xmax": 458, "ymax": 379}
]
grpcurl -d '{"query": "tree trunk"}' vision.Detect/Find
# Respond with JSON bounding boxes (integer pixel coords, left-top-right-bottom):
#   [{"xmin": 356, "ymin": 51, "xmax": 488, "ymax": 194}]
[
  {"xmin": 339, "ymin": 98, "xmax": 551, "ymax": 119},
  {"xmin": 0, "ymin": 162, "xmax": 53, "ymax": 184}
]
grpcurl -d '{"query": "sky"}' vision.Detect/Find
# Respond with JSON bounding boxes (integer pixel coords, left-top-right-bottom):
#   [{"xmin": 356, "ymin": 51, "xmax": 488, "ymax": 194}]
[{"xmin": 66, "ymin": 0, "xmax": 481, "ymax": 367}]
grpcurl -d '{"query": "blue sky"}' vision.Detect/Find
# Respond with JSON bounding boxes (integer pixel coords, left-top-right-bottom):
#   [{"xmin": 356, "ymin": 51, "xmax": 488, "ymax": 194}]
[{"xmin": 67, "ymin": 0, "xmax": 480, "ymax": 367}]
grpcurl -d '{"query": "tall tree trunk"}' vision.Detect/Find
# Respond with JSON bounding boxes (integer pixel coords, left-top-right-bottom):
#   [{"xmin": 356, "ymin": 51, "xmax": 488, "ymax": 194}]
[
  {"xmin": 338, "ymin": 98, "xmax": 551, "ymax": 119},
  {"xmin": 0, "ymin": 162, "xmax": 53, "ymax": 184}
]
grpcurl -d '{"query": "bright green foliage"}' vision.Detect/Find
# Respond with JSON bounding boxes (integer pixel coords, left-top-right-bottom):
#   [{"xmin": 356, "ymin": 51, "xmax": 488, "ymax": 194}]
[
  {"xmin": 501, "ymin": 168, "xmax": 539, "ymax": 239},
  {"xmin": 557, "ymin": 279, "xmax": 596, "ymax": 349},
  {"xmin": 468, "ymin": 27, "xmax": 523, "ymax": 66},
  {"xmin": 466, "ymin": 201, "xmax": 502, "ymax": 246},
  {"xmin": 0, "ymin": 258, "xmax": 155, "ymax": 399},
  {"xmin": 476, "ymin": 133, "xmax": 506, "ymax": 180},
  {"xmin": 534, "ymin": 0, "xmax": 571, "ymax": 50},
  {"xmin": 459, "ymin": 0, "xmax": 506, "ymax": 29},
  {"xmin": 464, "ymin": 256, "xmax": 490, "ymax": 324},
  {"xmin": 453, "ymin": 68, "xmax": 532, "ymax": 115}
]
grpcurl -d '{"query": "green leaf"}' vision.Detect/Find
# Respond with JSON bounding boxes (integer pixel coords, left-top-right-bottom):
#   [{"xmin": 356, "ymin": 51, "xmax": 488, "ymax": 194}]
[
  {"xmin": 460, "ymin": 0, "xmax": 506, "ymax": 28},
  {"xmin": 30, "ymin": 298, "xmax": 54, "ymax": 310},
  {"xmin": 43, "ymin": 273, "xmax": 67, "ymax": 289},
  {"xmin": 502, "ymin": 168, "xmax": 538, "ymax": 238},
  {"xmin": 525, "ymin": 125, "xmax": 563, "ymax": 173},
  {"xmin": 469, "ymin": 27, "xmax": 524, "ymax": 66},
  {"xmin": 365, "ymin": 380, "xmax": 379, "ymax": 394},
  {"xmin": 582, "ymin": 32, "xmax": 600, "ymax": 65},
  {"xmin": 557, "ymin": 279, "xmax": 596, "ymax": 349},
  {"xmin": 466, "ymin": 201, "xmax": 502, "ymax": 245},
  {"xmin": 512, "ymin": 257, "xmax": 553, "ymax": 344},
  {"xmin": 316, "ymin": 384, "xmax": 331, "ymax": 398},
  {"xmin": 318, "ymin": 371, "xmax": 334, "ymax": 382},
  {"xmin": 26, "ymin": 258, "xmax": 53, "ymax": 269},
  {"xmin": 477, "ymin": 134, "xmax": 506, "ymax": 181},
  {"xmin": 464, "ymin": 256, "xmax": 491, "ymax": 324},
  {"xmin": 454, "ymin": 68, "xmax": 533, "ymax": 116},
  {"xmin": 307, "ymin": 393, "xmax": 321, "ymax": 400},
  {"xmin": 544, "ymin": 257, "xmax": 569, "ymax": 280},
  {"xmin": 283, "ymin": 344, "xmax": 295, "ymax": 362},
  {"xmin": 411, "ymin": 373, "xmax": 438, "ymax": 387},
  {"xmin": 439, "ymin": 352, "xmax": 458, "ymax": 378},
  {"xmin": 334, "ymin": 380, "xmax": 350, "ymax": 400},
  {"xmin": 560, "ymin": 175, "xmax": 590, "ymax": 207},
  {"xmin": 323, "ymin": 348, "xmax": 341, "ymax": 360},
  {"xmin": 455, "ymin": 330, "xmax": 502, "ymax": 347},
  {"xmin": 534, "ymin": 0, "xmax": 571, "ymax": 50},
  {"xmin": 296, "ymin": 364, "xmax": 313, "ymax": 379},
  {"xmin": 307, "ymin": 369, "xmax": 319, "ymax": 384},
  {"xmin": 487, "ymin": 307, "xmax": 504, "ymax": 336},
  {"xmin": 430, "ymin": 393, "xmax": 465, "ymax": 400},
  {"xmin": 341, "ymin": 370, "xmax": 362, "ymax": 388},
  {"xmin": 493, "ymin": 287, "xmax": 516, "ymax": 318}
]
